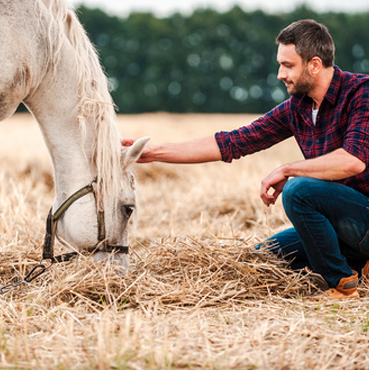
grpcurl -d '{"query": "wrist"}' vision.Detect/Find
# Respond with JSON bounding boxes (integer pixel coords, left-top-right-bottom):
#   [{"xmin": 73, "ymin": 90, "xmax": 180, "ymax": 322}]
[{"xmin": 280, "ymin": 163, "xmax": 292, "ymax": 177}]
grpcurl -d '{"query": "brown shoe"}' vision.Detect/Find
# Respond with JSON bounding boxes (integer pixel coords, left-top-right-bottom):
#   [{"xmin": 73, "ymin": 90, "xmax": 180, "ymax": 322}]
[
  {"xmin": 313, "ymin": 271, "xmax": 359, "ymax": 300},
  {"xmin": 362, "ymin": 261, "xmax": 369, "ymax": 284}
]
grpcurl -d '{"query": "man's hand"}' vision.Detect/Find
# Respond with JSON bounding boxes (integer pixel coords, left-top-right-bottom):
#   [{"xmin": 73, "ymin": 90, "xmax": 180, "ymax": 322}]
[{"xmin": 260, "ymin": 166, "xmax": 289, "ymax": 206}]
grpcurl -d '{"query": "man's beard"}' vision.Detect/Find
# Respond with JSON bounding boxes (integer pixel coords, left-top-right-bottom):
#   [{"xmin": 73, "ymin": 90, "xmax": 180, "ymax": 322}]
[{"xmin": 285, "ymin": 68, "xmax": 314, "ymax": 96}]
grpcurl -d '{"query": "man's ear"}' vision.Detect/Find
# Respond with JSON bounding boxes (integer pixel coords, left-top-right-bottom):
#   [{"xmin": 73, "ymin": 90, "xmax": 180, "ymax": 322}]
[
  {"xmin": 309, "ymin": 56, "xmax": 323, "ymax": 75},
  {"xmin": 121, "ymin": 136, "xmax": 150, "ymax": 169}
]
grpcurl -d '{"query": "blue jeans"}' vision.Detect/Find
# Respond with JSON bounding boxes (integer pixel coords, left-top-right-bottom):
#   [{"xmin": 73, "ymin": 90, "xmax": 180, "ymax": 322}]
[{"xmin": 256, "ymin": 177, "xmax": 369, "ymax": 288}]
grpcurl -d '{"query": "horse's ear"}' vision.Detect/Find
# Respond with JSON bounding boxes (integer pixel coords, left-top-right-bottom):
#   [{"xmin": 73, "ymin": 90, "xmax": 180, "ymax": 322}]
[{"xmin": 121, "ymin": 136, "xmax": 150, "ymax": 169}]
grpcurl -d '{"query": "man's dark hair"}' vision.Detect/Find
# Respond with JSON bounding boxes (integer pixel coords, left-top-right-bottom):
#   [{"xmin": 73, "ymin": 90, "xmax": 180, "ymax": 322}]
[{"xmin": 276, "ymin": 19, "xmax": 335, "ymax": 67}]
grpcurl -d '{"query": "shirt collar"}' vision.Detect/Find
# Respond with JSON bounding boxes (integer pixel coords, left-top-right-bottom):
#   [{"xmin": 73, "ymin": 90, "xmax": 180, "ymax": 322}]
[{"xmin": 324, "ymin": 65, "xmax": 342, "ymax": 105}]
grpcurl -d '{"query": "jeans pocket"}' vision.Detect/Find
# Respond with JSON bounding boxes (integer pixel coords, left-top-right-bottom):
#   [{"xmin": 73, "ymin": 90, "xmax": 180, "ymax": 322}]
[{"xmin": 359, "ymin": 229, "xmax": 369, "ymax": 254}]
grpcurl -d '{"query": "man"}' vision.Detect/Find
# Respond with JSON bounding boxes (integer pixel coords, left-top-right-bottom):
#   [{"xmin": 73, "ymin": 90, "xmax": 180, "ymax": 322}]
[{"xmin": 122, "ymin": 19, "xmax": 369, "ymax": 299}]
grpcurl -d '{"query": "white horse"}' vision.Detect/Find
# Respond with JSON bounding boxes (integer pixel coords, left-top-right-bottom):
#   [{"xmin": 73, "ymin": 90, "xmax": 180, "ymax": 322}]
[{"xmin": 0, "ymin": 0, "xmax": 149, "ymax": 270}]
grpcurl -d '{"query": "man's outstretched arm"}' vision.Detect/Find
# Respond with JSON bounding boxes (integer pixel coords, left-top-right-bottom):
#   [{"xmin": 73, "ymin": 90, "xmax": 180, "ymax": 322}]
[{"xmin": 122, "ymin": 135, "xmax": 222, "ymax": 164}]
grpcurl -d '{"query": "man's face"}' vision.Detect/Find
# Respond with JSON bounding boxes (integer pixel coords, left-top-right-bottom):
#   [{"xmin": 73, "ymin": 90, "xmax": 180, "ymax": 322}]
[{"xmin": 277, "ymin": 43, "xmax": 314, "ymax": 96}]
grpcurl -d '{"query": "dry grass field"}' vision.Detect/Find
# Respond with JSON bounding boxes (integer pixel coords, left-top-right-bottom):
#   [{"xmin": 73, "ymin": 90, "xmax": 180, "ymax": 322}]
[{"xmin": 0, "ymin": 112, "xmax": 369, "ymax": 369}]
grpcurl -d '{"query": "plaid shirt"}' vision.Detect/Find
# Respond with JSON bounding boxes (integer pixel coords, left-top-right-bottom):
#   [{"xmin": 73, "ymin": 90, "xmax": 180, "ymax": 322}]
[{"xmin": 215, "ymin": 66, "xmax": 369, "ymax": 196}]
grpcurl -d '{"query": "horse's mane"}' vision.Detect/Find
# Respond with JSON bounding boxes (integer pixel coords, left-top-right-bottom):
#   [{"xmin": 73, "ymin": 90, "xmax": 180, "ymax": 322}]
[{"xmin": 39, "ymin": 0, "xmax": 123, "ymax": 209}]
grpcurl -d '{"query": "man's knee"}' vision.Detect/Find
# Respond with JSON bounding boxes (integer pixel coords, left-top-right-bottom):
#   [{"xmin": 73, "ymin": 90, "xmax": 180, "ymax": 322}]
[
  {"xmin": 283, "ymin": 177, "xmax": 321, "ymax": 205},
  {"xmin": 282, "ymin": 177, "xmax": 305, "ymax": 205}
]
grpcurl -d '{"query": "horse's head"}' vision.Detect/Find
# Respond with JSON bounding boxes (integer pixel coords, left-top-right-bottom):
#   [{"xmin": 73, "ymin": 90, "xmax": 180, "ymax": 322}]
[
  {"xmin": 97, "ymin": 136, "xmax": 151, "ymax": 265},
  {"xmin": 55, "ymin": 137, "xmax": 150, "ymax": 272}
]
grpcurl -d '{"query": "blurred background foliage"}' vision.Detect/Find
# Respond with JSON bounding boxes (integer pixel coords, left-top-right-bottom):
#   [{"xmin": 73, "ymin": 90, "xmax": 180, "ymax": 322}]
[{"xmin": 75, "ymin": 5, "xmax": 369, "ymax": 114}]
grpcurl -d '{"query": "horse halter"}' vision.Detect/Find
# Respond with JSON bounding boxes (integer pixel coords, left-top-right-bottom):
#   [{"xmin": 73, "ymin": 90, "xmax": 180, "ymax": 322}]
[
  {"xmin": 0, "ymin": 180, "xmax": 129, "ymax": 294},
  {"xmin": 42, "ymin": 179, "xmax": 128, "ymax": 264}
]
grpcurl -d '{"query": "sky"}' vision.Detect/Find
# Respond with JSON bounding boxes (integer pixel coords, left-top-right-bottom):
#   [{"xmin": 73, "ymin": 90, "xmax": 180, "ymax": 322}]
[{"xmin": 67, "ymin": 0, "xmax": 369, "ymax": 17}]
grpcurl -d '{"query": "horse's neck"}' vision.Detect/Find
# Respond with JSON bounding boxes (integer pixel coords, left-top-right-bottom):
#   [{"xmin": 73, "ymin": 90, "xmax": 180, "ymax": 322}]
[{"xmin": 24, "ymin": 51, "xmax": 95, "ymax": 206}]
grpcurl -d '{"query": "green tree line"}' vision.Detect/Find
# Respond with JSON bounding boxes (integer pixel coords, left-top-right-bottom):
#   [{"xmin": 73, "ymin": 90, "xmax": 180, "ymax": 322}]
[{"xmin": 75, "ymin": 6, "xmax": 369, "ymax": 114}]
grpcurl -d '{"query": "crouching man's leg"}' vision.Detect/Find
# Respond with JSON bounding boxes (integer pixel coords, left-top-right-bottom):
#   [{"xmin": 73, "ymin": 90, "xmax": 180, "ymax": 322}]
[{"xmin": 281, "ymin": 177, "xmax": 369, "ymax": 299}]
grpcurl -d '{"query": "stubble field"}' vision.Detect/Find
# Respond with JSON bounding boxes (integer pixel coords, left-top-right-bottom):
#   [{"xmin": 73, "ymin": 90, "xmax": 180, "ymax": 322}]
[{"xmin": 0, "ymin": 113, "xmax": 369, "ymax": 369}]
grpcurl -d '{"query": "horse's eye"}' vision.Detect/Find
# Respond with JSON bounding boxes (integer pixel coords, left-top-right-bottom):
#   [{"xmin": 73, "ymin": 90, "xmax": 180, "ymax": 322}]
[{"xmin": 123, "ymin": 205, "xmax": 135, "ymax": 218}]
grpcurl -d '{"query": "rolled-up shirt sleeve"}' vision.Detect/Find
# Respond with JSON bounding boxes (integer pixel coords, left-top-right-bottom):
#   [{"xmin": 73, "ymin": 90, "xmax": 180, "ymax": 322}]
[{"xmin": 215, "ymin": 100, "xmax": 293, "ymax": 163}]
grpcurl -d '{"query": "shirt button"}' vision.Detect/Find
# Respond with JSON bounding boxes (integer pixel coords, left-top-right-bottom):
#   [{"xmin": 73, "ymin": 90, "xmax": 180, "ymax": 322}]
[{"xmin": 315, "ymin": 139, "xmax": 319, "ymax": 144}]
